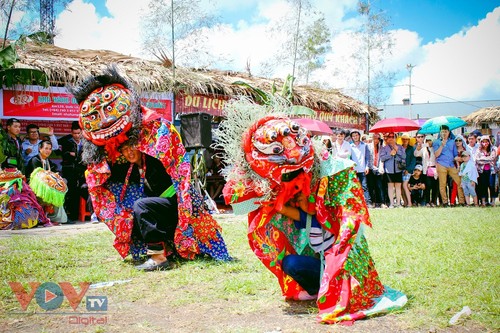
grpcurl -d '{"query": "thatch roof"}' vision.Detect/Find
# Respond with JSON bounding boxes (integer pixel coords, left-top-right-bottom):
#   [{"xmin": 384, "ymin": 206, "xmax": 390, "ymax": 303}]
[
  {"xmin": 463, "ymin": 106, "xmax": 500, "ymax": 125},
  {"xmin": 14, "ymin": 42, "xmax": 374, "ymax": 117}
]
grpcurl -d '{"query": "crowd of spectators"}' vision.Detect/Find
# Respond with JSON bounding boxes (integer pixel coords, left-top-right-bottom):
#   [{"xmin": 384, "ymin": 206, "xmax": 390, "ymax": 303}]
[
  {"xmin": 322, "ymin": 127, "xmax": 499, "ymax": 208},
  {"xmin": 1, "ymin": 118, "xmax": 93, "ymax": 226}
]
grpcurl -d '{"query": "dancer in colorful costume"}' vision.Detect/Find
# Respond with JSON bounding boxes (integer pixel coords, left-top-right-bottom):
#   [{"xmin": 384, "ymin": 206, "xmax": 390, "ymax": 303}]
[
  {"xmin": 216, "ymin": 98, "xmax": 406, "ymax": 324},
  {"xmin": 0, "ymin": 168, "xmax": 52, "ymax": 229},
  {"xmin": 69, "ymin": 66, "xmax": 231, "ymax": 265}
]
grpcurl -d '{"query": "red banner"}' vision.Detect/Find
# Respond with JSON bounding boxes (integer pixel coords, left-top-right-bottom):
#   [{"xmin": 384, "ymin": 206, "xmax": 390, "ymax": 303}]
[
  {"xmin": 0, "ymin": 86, "xmax": 173, "ymax": 122},
  {"xmin": 314, "ymin": 110, "xmax": 365, "ymax": 130},
  {"xmin": 0, "ymin": 119, "xmax": 73, "ymax": 135},
  {"xmin": 175, "ymin": 93, "xmax": 229, "ymax": 117}
]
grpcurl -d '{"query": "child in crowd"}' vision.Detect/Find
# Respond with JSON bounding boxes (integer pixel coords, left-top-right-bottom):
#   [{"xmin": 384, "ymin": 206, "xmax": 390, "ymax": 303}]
[
  {"xmin": 458, "ymin": 150, "xmax": 479, "ymax": 206},
  {"xmin": 408, "ymin": 164, "xmax": 426, "ymax": 206}
]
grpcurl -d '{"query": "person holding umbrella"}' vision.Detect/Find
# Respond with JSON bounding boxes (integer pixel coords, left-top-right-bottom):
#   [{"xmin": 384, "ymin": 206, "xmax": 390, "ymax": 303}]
[
  {"xmin": 379, "ymin": 133, "xmax": 406, "ymax": 208},
  {"xmin": 432, "ymin": 125, "xmax": 465, "ymax": 206}
]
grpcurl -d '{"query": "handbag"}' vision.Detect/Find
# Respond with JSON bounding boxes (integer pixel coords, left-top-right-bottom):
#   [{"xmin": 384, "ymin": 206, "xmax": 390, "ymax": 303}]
[
  {"xmin": 397, "ymin": 158, "xmax": 406, "ymax": 170},
  {"xmin": 427, "ymin": 166, "xmax": 436, "ymax": 177}
]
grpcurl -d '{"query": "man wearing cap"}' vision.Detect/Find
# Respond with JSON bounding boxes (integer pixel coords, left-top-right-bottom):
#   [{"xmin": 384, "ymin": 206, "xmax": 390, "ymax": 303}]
[
  {"xmin": 350, "ymin": 130, "xmax": 372, "ymax": 207},
  {"xmin": 432, "ymin": 125, "xmax": 465, "ymax": 206}
]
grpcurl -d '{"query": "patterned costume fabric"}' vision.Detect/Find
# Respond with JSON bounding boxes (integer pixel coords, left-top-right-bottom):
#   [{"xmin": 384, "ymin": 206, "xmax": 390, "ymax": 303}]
[
  {"xmin": 74, "ymin": 68, "xmax": 230, "ymax": 261},
  {"xmin": 0, "ymin": 170, "xmax": 51, "ymax": 230},
  {"xmin": 223, "ymin": 115, "xmax": 406, "ymax": 324},
  {"xmin": 84, "ymin": 108, "xmax": 231, "ymax": 261}
]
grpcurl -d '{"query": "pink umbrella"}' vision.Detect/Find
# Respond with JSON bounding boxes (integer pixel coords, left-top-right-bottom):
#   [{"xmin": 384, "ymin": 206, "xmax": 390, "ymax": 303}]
[
  {"xmin": 369, "ymin": 117, "xmax": 420, "ymax": 133},
  {"xmin": 294, "ymin": 118, "xmax": 333, "ymax": 136}
]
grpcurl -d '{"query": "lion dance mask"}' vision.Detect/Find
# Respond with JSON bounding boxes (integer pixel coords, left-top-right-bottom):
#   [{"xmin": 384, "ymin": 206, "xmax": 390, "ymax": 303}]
[
  {"xmin": 70, "ymin": 66, "xmax": 231, "ymax": 262},
  {"xmin": 218, "ymin": 99, "xmax": 407, "ymax": 324}
]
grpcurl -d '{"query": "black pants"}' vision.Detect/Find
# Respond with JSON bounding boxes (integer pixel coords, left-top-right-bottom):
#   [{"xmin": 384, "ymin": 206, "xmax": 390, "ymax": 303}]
[
  {"xmin": 410, "ymin": 189, "xmax": 425, "ymax": 206},
  {"xmin": 132, "ymin": 197, "xmax": 178, "ymax": 251},
  {"xmin": 367, "ymin": 170, "xmax": 385, "ymax": 206},
  {"xmin": 63, "ymin": 167, "xmax": 86, "ymax": 220}
]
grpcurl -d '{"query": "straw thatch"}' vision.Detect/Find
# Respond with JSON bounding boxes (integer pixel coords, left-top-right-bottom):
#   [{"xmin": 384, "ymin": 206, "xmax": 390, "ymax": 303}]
[
  {"xmin": 463, "ymin": 106, "xmax": 500, "ymax": 125},
  {"xmin": 14, "ymin": 42, "xmax": 374, "ymax": 117}
]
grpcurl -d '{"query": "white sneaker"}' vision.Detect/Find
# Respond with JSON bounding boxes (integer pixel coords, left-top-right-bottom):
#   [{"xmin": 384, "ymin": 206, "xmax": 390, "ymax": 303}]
[{"xmin": 90, "ymin": 213, "xmax": 99, "ymax": 223}]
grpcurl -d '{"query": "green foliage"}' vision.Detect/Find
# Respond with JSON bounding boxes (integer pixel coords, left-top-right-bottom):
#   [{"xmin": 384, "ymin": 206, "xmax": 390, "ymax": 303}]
[
  {"xmin": 0, "ymin": 33, "xmax": 49, "ymax": 88},
  {"xmin": 233, "ymin": 74, "xmax": 296, "ymax": 106},
  {"xmin": 0, "ymin": 45, "xmax": 17, "ymax": 68}
]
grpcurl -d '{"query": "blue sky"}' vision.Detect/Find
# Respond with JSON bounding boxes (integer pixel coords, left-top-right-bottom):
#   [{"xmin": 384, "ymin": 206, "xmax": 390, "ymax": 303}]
[
  {"xmin": 49, "ymin": 0, "xmax": 500, "ymax": 108},
  {"xmin": 380, "ymin": 0, "xmax": 499, "ymax": 43}
]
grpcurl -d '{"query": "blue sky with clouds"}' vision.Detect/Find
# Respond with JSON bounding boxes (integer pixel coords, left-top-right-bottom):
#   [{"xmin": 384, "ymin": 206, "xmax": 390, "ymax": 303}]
[{"xmin": 47, "ymin": 0, "xmax": 500, "ymax": 108}]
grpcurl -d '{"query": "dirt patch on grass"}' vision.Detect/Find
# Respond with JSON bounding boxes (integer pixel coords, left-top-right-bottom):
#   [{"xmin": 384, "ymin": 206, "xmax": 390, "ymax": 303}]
[
  {"xmin": 1, "ymin": 289, "xmax": 488, "ymax": 333},
  {"xmin": 0, "ymin": 214, "xmax": 492, "ymax": 333}
]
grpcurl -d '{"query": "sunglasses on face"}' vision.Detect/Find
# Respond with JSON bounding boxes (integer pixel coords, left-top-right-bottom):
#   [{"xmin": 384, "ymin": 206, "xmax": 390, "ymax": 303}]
[
  {"xmin": 387, "ymin": 135, "xmax": 395, "ymax": 138},
  {"xmin": 455, "ymin": 139, "xmax": 462, "ymax": 142},
  {"xmin": 416, "ymin": 135, "xmax": 424, "ymax": 138}
]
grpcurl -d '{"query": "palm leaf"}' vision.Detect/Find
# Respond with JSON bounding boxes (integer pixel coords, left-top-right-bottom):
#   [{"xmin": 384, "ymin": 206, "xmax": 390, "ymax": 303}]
[
  {"xmin": 232, "ymin": 80, "xmax": 271, "ymax": 105},
  {"xmin": 0, "ymin": 68, "xmax": 49, "ymax": 88},
  {"xmin": 0, "ymin": 45, "xmax": 17, "ymax": 69}
]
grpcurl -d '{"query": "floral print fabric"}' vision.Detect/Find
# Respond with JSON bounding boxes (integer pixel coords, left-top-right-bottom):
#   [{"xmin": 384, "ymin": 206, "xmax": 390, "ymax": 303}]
[
  {"xmin": 246, "ymin": 166, "xmax": 404, "ymax": 323},
  {"xmin": 86, "ymin": 113, "xmax": 231, "ymax": 261}
]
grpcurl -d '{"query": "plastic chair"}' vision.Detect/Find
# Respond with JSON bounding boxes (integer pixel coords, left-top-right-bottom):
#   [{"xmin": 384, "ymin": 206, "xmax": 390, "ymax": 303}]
[{"xmin": 78, "ymin": 196, "xmax": 91, "ymax": 221}]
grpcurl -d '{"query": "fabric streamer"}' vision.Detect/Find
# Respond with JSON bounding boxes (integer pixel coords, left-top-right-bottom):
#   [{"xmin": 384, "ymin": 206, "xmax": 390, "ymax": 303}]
[
  {"xmin": 215, "ymin": 98, "xmax": 407, "ymax": 324},
  {"xmin": 70, "ymin": 66, "xmax": 231, "ymax": 262},
  {"xmin": 28, "ymin": 168, "xmax": 68, "ymax": 207}
]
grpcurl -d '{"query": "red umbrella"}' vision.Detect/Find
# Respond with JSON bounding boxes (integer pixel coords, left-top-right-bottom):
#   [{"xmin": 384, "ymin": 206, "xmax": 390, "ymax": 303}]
[
  {"xmin": 294, "ymin": 118, "xmax": 333, "ymax": 136},
  {"xmin": 369, "ymin": 117, "xmax": 420, "ymax": 133}
]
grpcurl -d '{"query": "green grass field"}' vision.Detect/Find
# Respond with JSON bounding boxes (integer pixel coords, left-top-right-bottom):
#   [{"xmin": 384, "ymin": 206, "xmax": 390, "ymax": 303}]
[{"xmin": 0, "ymin": 207, "xmax": 498, "ymax": 332}]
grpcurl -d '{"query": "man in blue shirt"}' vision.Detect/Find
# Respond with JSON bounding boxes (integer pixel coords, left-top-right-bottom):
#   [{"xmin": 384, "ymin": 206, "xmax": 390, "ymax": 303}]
[
  {"xmin": 433, "ymin": 125, "xmax": 465, "ymax": 206},
  {"xmin": 350, "ymin": 130, "xmax": 372, "ymax": 207},
  {"xmin": 21, "ymin": 124, "xmax": 59, "ymax": 167}
]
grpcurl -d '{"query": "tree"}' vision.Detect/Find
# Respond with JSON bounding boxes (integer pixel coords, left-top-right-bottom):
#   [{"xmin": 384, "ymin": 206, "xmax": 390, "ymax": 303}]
[
  {"xmin": 351, "ymin": 0, "xmax": 395, "ymax": 110},
  {"xmin": 261, "ymin": 0, "xmax": 331, "ymax": 86},
  {"xmin": 297, "ymin": 17, "xmax": 330, "ymax": 85},
  {"xmin": 140, "ymin": 0, "xmax": 220, "ymax": 69}
]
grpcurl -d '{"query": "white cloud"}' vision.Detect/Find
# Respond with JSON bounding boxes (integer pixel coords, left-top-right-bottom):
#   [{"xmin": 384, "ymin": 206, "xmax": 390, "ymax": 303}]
[
  {"xmin": 55, "ymin": 0, "xmax": 147, "ymax": 57},
  {"xmin": 52, "ymin": 1, "xmax": 500, "ymax": 106},
  {"xmin": 389, "ymin": 7, "xmax": 500, "ymax": 104}
]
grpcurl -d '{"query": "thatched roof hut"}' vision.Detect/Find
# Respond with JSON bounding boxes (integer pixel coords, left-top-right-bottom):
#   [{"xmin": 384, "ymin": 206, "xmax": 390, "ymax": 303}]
[
  {"xmin": 14, "ymin": 42, "xmax": 375, "ymax": 119},
  {"xmin": 463, "ymin": 106, "xmax": 500, "ymax": 125}
]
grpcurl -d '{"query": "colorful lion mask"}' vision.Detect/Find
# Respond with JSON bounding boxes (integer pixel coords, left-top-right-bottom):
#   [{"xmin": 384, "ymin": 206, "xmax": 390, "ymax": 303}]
[{"xmin": 242, "ymin": 115, "xmax": 315, "ymax": 186}]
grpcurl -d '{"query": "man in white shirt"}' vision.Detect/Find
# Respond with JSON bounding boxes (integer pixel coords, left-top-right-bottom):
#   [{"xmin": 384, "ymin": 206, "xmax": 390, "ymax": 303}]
[
  {"xmin": 466, "ymin": 133, "xmax": 479, "ymax": 161},
  {"xmin": 350, "ymin": 130, "xmax": 372, "ymax": 207},
  {"xmin": 334, "ymin": 129, "xmax": 352, "ymax": 159}
]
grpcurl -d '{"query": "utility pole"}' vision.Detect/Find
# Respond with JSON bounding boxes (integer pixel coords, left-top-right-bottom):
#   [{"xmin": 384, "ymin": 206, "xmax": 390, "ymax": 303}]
[
  {"xmin": 171, "ymin": 0, "xmax": 176, "ymax": 121},
  {"xmin": 406, "ymin": 64, "xmax": 415, "ymax": 119},
  {"xmin": 40, "ymin": 0, "xmax": 55, "ymax": 44}
]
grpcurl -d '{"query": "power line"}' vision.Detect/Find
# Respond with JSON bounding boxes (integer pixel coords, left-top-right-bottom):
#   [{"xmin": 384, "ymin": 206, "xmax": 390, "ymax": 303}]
[
  {"xmin": 411, "ymin": 85, "xmax": 487, "ymax": 108},
  {"xmin": 336, "ymin": 83, "xmax": 496, "ymax": 108}
]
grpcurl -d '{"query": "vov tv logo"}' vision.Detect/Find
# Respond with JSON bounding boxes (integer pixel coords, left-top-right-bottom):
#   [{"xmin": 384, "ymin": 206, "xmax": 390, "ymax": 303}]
[{"xmin": 8, "ymin": 282, "xmax": 107, "ymax": 311}]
